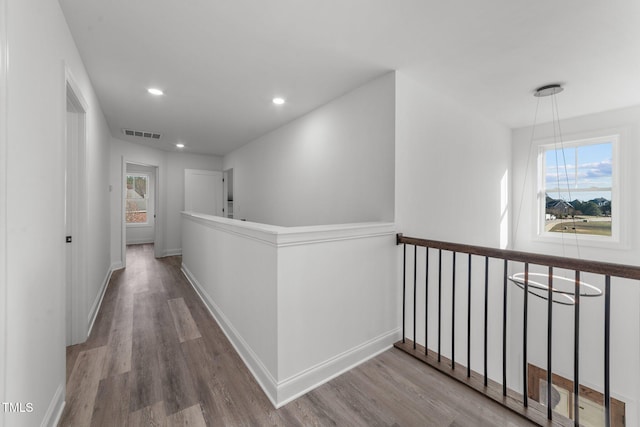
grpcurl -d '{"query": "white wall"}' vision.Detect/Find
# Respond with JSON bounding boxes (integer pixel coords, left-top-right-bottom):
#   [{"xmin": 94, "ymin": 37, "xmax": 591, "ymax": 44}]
[
  {"xmin": 181, "ymin": 213, "xmax": 398, "ymax": 407},
  {"xmin": 166, "ymin": 153, "xmax": 224, "ymax": 253},
  {"xmin": 223, "ymin": 72, "xmax": 395, "ymax": 227},
  {"xmin": 511, "ymin": 106, "xmax": 640, "ymax": 425},
  {"xmin": 125, "ymin": 163, "xmax": 156, "ymax": 245},
  {"xmin": 4, "ymin": 0, "xmax": 112, "ymax": 425},
  {"xmin": 181, "ymin": 215, "xmax": 279, "ymax": 399},
  {"xmin": 276, "ymin": 228, "xmax": 398, "ymax": 404},
  {"xmin": 110, "ymin": 138, "xmax": 222, "ymax": 263},
  {"xmin": 394, "ymin": 71, "xmax": 512, "ymax": 390},
  {"xmin": 395, "ymin": 71, "xmax": 511, "ymax": 247},
  {"xmin": 512, "ymin": 105, "xmax": 640, "ymax": 263}
]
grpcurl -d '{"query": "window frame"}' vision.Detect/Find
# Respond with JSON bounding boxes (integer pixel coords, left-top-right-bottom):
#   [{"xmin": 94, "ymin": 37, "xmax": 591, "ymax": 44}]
[
  {"xmin": 125, "ymin": 173, "xmax": 150, "ymax": 226},
  {"xmin": 535, "ymin": 132, "xmax": 624, "ymax": 248}
]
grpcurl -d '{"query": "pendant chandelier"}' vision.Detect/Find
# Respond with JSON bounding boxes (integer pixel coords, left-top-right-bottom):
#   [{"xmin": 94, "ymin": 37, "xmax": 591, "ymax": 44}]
[{"xmin": 508, "ymin": 84, "xmax": 602, "ymax": 305}]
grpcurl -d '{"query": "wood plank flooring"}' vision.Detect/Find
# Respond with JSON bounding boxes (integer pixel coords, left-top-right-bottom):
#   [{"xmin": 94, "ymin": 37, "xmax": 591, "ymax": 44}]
[{"xmin": 60, "ymin": 244, "xmax": 534, "ymax": 426}]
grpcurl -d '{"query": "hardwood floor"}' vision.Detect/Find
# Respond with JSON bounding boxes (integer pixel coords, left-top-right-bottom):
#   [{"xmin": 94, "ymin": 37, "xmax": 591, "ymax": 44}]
[{"xmin": 60, "ymin": 244, "xmax": 534, "ymax": 426}]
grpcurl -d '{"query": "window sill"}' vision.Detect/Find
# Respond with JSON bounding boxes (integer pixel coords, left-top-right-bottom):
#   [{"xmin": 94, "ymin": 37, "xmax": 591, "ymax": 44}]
[{"xmin": 534, "ymin": 232, "xmax": 628, "ymax": 251}]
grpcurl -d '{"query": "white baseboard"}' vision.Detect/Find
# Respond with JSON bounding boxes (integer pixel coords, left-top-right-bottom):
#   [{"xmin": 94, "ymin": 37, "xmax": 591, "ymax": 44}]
[
  {"xmin": 181, "ymin": 263, "xmax": 278, "ymax": 406},
  {"xmin": 40, "ymin": 382, "xmax": 64, "ymax": 427},
  {"xmin": 275, "ymin": 328, "xmax": 400, "ymax": 407},
  {"xmin": 125, "ymin": 238, "xmax": 154, "ymax": 245},
  {"xmin": 181, "ymin": 262, "xmax": 401, "ymax": 408},
  {"xmin": 163, "ymin": 248, "xmax": 182, "ymax": 257},
  {"xmin": 110, "ymin": 261, "xmax": 124, "ymax": 271},
  {"xmin": 87, "ymin": 264, "xmax": 116, "ymax": 338}
]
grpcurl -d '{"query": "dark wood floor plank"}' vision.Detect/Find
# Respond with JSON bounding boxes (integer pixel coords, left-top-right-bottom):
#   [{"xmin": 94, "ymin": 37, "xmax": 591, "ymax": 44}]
[
  {"xmin": 59, "ymin": 346, "xmax": 107, "ymax": 426},
  {"xmin": 347, "ymin": 353, "xmax": 461, "ymax": 425},
  {"xmin": 165, "ymin": 404, "xmax": 207, "ymax": 427},
  {"xmin": 129, "ymin": 290, "xmax": 164, "ymax": 412},
  {"xmin": 319, "ymin": 373, "xmax": 398, "ymax": 426},
  {"xmin": 83, "ymin": 274, "xmax": 119, "ymax": 349},
  {"xmin": 62, "ymin": 244, "xmax": 538, "ymax": 427},
  {"xmin": 180, "ymin": 338, "xmax": 227, "ymax": 425},
  {"xmin": 90, "ymin": 371, "xmax": 131, "ymax": 427},
  {"xmin": 128, "ymin": 400, "xmax": 166, "ymax": 427},
  {"xmin": 65, "ymin": 342, "xmax": 84, "ymax": 383},
  {"xmin": 168, "ymin": 297, "xmax": 202, "ymax": 343},
  {"xmin": 101, "ymin": 282, "xmax": 133, "ymax": 379},
  {"xmin": 150, "ymin": 292, "xmax": 199, "ymax": 415}
]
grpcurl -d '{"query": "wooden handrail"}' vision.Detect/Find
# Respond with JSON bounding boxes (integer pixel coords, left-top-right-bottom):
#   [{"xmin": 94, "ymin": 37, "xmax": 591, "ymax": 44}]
[{"xmin": 397, "ymin": 233, "xmax": 640, "ymax": 281}]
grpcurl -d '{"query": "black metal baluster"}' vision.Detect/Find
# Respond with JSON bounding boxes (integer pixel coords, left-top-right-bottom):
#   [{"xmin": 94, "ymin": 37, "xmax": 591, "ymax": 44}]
[
  {"xmin": 425, "ymin": 248, "xmax": 429, "ymax": 355},
  {"xmin": 402, "ymin": 244, "xmax": 406, "ymax": 344},
  {"xmin": 574, "ymin": 271, "xmax": 580, "ymax": 427},
  {"xmin": 547, "ymin": 266, "xmax": 553, "ymax": 420},
  {"xmin": 413, "ymin": 245, "xmax": 417, "ymax": 349},
  {"xmin": 523, "ymin": 262, "xmax": 529, "ymax": 407},
  {"xmin": 483, "ymin": 256, "xmax": 488, "ymax": 386},
  {"xmin": 392, "ymin": 233, "xmax": 637, "ymax": 427},
  {"xmin": 467, "ymin": 254, "xmax": 472, "ymax": 378},
  {"xmin": 452, "ymin": 251, "xmax": 456, "ymax": 369},
  {"xmin": 438, "ymin": 249, "xmax": 442, "ymax": 363},
  {"xmin": 502, "ymin": 259, "xmax": 507, "ymax": 397},
  {"xmin": 604, "ymin": 275, "xmax": 611, "ymax": 427}
]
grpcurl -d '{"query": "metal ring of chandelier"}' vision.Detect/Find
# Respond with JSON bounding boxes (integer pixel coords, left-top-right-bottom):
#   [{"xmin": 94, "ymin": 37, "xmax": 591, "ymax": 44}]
[{"xmin": 508, "ymin": 272, "xmax": 603, "ymax": 306}]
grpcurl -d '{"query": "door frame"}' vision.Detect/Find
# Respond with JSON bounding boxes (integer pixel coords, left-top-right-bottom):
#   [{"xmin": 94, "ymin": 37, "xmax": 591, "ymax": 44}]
[
  {"xmin": 121, "ymin": 159, "xmax": 162, "ymax": 267},
  {"xmin": 65, "ymin": 67, "xmax": 89, "ymax": 345}
]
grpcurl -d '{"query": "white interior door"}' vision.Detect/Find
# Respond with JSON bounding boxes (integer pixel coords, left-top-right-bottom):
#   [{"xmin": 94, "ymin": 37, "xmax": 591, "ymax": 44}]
[
  {"xmin": 65, "ymin": 71, "xmax": 88, "ymax": 346},
  {"xmin": 184, "ymin": 169, "xmax": 223, "ymax": 216}
]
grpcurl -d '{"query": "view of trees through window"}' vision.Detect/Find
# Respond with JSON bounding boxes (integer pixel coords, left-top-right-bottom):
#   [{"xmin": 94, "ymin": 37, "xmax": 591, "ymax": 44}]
[
  {"xmin": 543, "ymin": 140, "xmax": 613, "ymax": 237},
  {"xmin": 126, "ymin": 174, "xmax": 148, "ymax": 224}
]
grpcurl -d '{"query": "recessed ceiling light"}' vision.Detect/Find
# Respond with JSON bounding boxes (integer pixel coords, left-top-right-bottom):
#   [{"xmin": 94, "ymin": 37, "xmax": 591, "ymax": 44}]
[
  {"xmin": 148, "ymin": 88, "xmax": 164, "ymax": 96},
  {"xmin": 176, "ymin": 143, "xmax": 185, "ymax": 148},
  {"xmin": 272, "ymin": 97, "xmax": 285, "ymax": 105}
]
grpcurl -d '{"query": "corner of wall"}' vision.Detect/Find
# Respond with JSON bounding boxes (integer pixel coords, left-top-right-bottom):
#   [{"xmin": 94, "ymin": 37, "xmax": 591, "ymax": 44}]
[
  {"xmin": 87, "ymin": 264, "xmax": 116, "ymax": 338},
  {"xmin": 40, "ymin": 383, "xmax": 65, "ymax": 427}
]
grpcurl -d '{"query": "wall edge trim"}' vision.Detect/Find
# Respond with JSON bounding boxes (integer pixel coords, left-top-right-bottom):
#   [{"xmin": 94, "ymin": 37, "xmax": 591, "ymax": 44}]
[
  {"xmin": 274, "ymin": 328, "xmax": 401, "ymax": 408},
  {"xmin": 40, "ymin": 382, "xmax": 65, "ymax": 427},
  {"xmin": 163, "ymin": 248, "xmax": 182, "ymax": 257},
  {"xmin": 87, "ymin": 264, "xmax": 116, "ymax": 338}
]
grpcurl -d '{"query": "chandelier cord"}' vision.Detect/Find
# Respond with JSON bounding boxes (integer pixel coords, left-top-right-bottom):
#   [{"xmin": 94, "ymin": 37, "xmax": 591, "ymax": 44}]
[
  {"xmin": 552, "ymin": 92, "xmax": 581, "ymax": 259},
  {"xmin": 551, "ymin": 94, "xmax": 565, "ymax": 257},
  {"xmin": 508, "ymin": 84, "xmax": 597, "ymax": 305}
]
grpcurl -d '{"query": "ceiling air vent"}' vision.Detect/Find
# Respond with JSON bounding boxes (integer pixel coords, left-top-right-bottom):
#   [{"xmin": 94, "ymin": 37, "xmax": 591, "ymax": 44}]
[{"xmin": 122, "ymin": 128, "xmax": 161, "ymax": 140}]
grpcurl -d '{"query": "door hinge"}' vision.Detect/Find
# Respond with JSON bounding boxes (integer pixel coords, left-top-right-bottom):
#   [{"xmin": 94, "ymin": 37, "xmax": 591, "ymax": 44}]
[{"xmin": 66, "ymin": 236, "xmax": 72, "ymax": 243}]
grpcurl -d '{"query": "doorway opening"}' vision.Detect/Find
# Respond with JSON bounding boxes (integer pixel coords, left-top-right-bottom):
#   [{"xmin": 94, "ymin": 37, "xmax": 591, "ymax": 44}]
[
  {"xmin": 65, "ymin": 72, "xmax": 88, "ymax": 346},
  {"xmin": 223, "ymin": 168, "xmax": 234, "ymax": 219},
  {"xmin": 121, "ymin": 160, "xmax": 161, "ymax": 268}
]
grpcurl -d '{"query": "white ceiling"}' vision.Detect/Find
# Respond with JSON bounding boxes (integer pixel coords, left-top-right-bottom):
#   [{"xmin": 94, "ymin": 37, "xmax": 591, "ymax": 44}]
[{"xmin": 59, "ymin": 0, "xmax": 640, "ymax": 156}]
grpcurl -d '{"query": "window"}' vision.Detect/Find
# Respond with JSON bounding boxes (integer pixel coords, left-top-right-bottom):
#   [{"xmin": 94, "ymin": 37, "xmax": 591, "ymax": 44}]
[
  {"xmin": 539, "ymin": 135, "xmax": 617, "ymax": 239},
  {"xmin": 126, "ymin": 174, "xmax": 148, "ymax": 224}
]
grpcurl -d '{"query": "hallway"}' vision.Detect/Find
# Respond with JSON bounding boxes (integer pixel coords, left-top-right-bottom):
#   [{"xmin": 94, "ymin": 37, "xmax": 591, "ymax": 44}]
[{"xmin": 60, "ymin": 244, "xmax": 533, "ymax": 426}]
